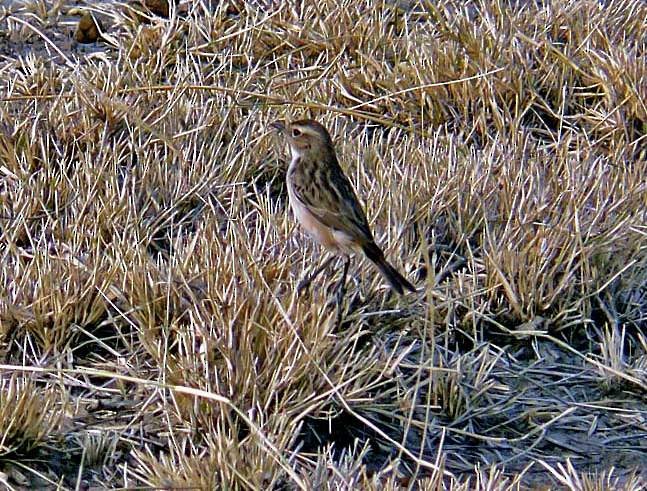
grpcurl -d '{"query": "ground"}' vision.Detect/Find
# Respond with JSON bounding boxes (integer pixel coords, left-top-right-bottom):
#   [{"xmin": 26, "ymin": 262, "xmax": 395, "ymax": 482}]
[{"xmin": 0, "ymin": 0, "xmax": 646, "ymax": 489}]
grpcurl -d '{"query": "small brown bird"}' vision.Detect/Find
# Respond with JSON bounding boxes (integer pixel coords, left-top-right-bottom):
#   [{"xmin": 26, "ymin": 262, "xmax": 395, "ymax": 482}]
[
  {"xmin": 271, "ymin": 119, "xmax": 415, "ymax": 299},
  {"xmin": 75, "ymin": 12, "xmax": 103, "ymax": 44}
]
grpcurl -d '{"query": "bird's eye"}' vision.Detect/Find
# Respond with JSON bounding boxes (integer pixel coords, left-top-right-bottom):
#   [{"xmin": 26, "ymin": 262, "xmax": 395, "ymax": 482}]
[{"xmin": 292, "ymin": 128, "xmax": 302, "ymax": 137}]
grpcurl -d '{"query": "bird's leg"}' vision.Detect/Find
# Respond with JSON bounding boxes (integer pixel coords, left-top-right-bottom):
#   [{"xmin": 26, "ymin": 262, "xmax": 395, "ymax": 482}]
[
  {"xmin": 335, "ymin": 257, "xmax": 351, "ymax": 327},
  {"xmin": 297, "ymin": 256, "xmax": 335, "ymax": 295}
]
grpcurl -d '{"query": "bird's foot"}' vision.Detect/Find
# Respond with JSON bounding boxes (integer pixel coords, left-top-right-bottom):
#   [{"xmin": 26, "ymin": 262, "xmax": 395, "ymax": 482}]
[{"xmin": 296, "ymin": 257, "xmax": 335, "ymax": 297}]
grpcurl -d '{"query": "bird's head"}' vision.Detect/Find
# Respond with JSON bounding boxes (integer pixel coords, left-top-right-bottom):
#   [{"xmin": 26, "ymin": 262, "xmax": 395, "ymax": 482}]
[{"xmin": 270, "ymin": 119, "xmax": 334, "ymax": 159}]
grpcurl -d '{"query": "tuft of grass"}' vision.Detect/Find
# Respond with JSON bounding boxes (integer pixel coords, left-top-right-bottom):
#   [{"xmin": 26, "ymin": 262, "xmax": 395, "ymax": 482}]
[
  {"xmin": 0, "ymin": 0, "xmax": 645, "ymax": 488},
  {"xmin": 0, "ymin": 375, "xmax": 64, "ymax": 456}
]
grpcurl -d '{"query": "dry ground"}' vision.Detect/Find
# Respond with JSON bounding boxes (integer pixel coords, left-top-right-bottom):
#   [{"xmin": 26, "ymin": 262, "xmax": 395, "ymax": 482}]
[{"xmin": 0, "ymin": 0, "xmax": 646, "ymax": 489}]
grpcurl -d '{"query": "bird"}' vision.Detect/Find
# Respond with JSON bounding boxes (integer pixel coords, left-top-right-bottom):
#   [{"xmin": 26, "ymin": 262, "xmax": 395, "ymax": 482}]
[
  {"xmin": 270, "ymin": 119, "xmax": 415, "ymax": 309},
  {"xmin": 74, "ymin": 12, "xmax": 103, "ymax": 44}
]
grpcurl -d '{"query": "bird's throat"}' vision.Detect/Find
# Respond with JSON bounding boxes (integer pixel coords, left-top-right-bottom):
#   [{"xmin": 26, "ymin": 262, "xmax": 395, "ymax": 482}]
[{"xmin": 288, "ymin": 155, "xmax": 301, "ymax": 174}]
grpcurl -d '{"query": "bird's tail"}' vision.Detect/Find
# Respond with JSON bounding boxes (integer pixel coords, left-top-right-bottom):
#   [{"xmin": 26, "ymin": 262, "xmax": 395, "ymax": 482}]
[{"xmin": 362, "ymin": 242, "xmax": 415, "ymax": 294}]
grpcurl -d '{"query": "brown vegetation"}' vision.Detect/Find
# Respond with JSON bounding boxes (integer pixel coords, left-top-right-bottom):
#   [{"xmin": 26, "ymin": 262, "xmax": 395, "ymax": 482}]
[{"xmin": 0, "ymin": 0, "xmax": 645, "ymax": 489}]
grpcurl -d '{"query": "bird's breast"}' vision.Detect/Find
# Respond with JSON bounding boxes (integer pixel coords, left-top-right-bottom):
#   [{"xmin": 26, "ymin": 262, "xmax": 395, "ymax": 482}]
[{"xmin": 286, "ymin": 174, "xmax": 356, "ymax": 255}]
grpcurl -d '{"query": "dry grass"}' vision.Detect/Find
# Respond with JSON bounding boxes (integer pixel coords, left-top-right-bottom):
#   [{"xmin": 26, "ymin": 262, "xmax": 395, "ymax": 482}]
[{"xmin": 0, "ymin": 0, "xmax": 645, "ymax": 489}]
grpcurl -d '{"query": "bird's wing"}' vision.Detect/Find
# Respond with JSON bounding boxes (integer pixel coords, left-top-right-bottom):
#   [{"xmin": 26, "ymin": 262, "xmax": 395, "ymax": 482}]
[{"xmin": 292, "ymin": 162, "xmax": 374, "ymax": 243}]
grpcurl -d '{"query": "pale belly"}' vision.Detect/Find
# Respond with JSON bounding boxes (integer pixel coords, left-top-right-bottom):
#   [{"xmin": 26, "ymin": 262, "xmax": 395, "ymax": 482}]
[{"xmin": 287, "ymin": 182, "xmax": 357, "ymax": 255}]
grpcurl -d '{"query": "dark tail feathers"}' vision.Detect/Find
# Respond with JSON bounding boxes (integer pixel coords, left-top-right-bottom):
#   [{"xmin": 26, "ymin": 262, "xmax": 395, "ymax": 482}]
[{"xmin": 362, "ymin": 242, "xmax": 415, "ymax": 294}]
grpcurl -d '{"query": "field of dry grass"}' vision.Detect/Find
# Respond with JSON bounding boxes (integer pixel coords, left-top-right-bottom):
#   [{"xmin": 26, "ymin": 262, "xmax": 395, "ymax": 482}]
[{"xmin": 0, "ymin": 0, "xmax": 646, "ymax": 489}]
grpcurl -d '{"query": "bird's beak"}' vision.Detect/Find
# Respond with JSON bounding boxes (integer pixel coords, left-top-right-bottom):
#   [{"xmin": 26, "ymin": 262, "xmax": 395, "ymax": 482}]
[{"xmin": 270, "ymin": 120, "xmax": 287, "ymax": 132}]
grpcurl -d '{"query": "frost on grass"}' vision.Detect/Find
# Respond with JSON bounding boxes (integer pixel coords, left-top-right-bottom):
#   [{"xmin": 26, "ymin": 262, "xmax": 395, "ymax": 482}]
[{"xmin": 0, "ymin": 0, "xmax": 645, "ymax": 489}]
